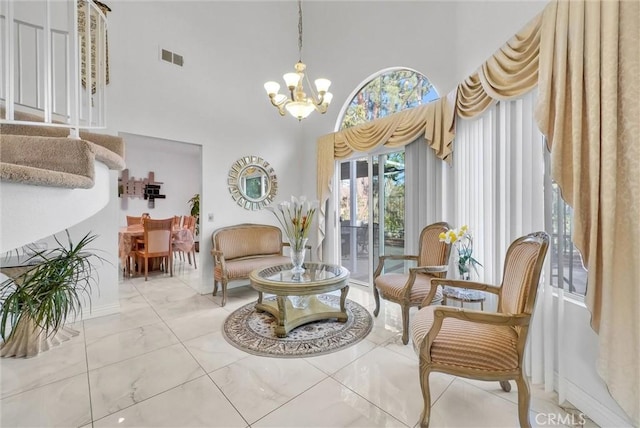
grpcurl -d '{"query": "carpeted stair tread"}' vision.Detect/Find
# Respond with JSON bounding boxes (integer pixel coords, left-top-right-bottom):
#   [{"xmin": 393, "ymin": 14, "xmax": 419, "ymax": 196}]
[
  {"xmin": 1, "ymin": 108, "xmax": 126, "ymax": 188},
  {"xmin": 90, "ymin": 141, "xmax": 126, "ymax": 170},
  {"xmin": 1, "ymin": 108, "xmax": 125, "ymax": 160},
  {"xmin": 0, "ymin": 162, "xmax": 94, "ymax": 189},
  {"xmin": 1, "ymin": 135, "xmax": 95, "ymax": 178}
]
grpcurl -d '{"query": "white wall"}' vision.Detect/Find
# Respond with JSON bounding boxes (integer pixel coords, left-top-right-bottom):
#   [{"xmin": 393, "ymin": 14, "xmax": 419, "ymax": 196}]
[
  {"xmin": 118, "ymin": 132, "xmax": 201, "ymax": 230},
  {"xmin": 0, "ymin": 168, "xmax": 121, "ymax": 322},
  {"xmin": 73, "ymin": 170, "xmax": 121, "ymax": 320},
  {"xmin": 103, "ymin": 0, "xmax": 549, "ymax": 291}
]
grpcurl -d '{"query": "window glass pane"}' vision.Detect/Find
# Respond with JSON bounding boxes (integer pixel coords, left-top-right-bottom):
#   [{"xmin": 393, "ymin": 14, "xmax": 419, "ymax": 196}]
[
  {"xmin": 550, "ymin": 182, "xmax": 588, "ymax": 296},
  {"xmin": 337, "ymin": 68, "xmax": 435, "ymax": 285},
  {"xmin": 340, "ymin": 69, "xmax": 438, "ymax": 130}
]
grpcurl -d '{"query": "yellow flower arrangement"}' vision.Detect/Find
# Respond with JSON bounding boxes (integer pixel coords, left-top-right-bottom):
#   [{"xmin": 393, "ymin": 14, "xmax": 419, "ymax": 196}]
[{"xmin": 439, "ymin": 224, "xmax": 481, "ymax": 279}]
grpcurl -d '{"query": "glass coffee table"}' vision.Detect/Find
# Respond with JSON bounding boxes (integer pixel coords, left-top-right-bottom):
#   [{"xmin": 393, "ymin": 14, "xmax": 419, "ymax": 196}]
[{"xmin": 249, "ymin": 263, "xmax": 350, "ymax": 337}]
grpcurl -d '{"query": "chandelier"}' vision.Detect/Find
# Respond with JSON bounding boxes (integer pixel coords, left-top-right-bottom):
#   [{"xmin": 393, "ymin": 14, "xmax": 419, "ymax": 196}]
[{"xmin": 264, "ymin": 0, "xmax": 332, "ymax": 121}]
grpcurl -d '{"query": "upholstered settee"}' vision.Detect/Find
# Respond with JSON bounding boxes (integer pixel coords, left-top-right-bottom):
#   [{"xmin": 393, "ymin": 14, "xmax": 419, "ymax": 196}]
[{"xmin": 211, "ymin": 223, "xmax": 290, "ymax": 306}]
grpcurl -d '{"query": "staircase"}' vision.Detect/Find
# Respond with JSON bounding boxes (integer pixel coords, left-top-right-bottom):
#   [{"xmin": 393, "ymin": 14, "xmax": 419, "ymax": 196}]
[{"xmin": 0, "ymin": 108, "xmax": 125, "ymax": 253}]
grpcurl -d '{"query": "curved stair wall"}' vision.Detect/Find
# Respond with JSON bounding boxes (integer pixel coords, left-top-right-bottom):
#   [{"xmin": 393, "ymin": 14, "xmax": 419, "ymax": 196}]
[
  {"xmin": 0, "ymin": 110, "xmax": 125, "ymax": 253},
  {"xmin": 0, "ymin": 161, "xmax": 111, "ymax": 253}
]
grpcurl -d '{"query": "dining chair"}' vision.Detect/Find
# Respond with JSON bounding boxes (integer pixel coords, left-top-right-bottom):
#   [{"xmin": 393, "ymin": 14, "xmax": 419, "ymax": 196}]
[
  {"xmin": 126, "ymin": 215, "xmax": 142, "ymax": 226},
  {"xmin": 411, "ymin": 232, "xmax": 549, "ymax": 428},
  {"xmin": 135, "ymin": 218, "xmax": 174, "ymax": 281},
  {"xmin": 174, "ymin": 216, "xmax": 197, "ymax": 268},
  {"xmin": 373, "ymin": 222, "xmax": 451, "ymax": 345},
  {"xmin": 183, "ymin": 215, "xmax": 197, "ymax": 268}
]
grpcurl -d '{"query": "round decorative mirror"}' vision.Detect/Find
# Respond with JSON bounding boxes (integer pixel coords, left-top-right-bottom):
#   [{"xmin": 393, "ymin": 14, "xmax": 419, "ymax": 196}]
[{"xmin": 227, "ymin": 155, "xmax": 277, "ymax": 210}]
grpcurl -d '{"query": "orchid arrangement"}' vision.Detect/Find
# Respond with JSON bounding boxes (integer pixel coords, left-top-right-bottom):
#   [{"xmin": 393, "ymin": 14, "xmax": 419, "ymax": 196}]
[
  {"xmin": 267, "ymin": 196, "xmax": 317, "ymax": 251},
  {"xmin": 439, "ymin": 225, "xmax": 482, "ymax": 279}
]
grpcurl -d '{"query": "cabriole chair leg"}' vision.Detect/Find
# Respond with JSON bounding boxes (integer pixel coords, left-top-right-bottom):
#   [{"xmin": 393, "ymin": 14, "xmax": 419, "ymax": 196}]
[
  {"xmin": 373, "ymin": 286, "xmax": 381, "ymax": 316},
  {"xmin": 419, "ymin": 362, "xmax": 432, "ymax": 427},
  {"xmin": 516, "ymin": 376, "xmax": 532, "ymax": 428},
  {"xmin": 221, "ymin": 280, "xmax": 228, "ymax": 307},
  {"xmin": 401, "ymin": 303, "xmax": 410, "ymax": 345},
  {"xmin": 500, "ymin": 380, "xmax": 512, "ymax": 392}
]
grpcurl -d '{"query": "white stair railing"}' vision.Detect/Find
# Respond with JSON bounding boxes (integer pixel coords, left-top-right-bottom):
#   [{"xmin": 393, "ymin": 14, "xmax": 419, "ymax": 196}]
[{"xmin": 0, "ymin": 0, "xmax": 108, "ymax": 135}]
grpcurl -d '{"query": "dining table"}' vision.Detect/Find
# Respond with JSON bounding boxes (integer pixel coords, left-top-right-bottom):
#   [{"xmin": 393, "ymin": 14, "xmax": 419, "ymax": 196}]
[{"xmin": 118, "ymin": 224, "xmax": 195, "ymax": 269}]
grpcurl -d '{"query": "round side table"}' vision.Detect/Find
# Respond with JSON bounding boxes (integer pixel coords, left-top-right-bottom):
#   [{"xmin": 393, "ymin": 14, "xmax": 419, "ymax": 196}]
[{"xmin": 442, "ymin": 286, "xmax": 485, "ymax": 310}]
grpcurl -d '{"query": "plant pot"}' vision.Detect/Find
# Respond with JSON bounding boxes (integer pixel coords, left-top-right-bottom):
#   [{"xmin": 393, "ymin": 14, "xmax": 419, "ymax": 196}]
[{"xmin": 0, "ymin": 315, "xmax": 79, "ymax": 358}]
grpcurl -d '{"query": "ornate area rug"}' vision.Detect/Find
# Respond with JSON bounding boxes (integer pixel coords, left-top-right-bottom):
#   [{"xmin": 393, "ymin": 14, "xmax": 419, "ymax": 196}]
[{"xmin": 223, "ymin": 295, "xmax": 373, "ymax": 358}]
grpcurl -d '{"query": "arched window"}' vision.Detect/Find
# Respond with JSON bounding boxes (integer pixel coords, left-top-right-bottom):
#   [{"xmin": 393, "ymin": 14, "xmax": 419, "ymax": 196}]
[
  {"xmin": 339, "ymin": 68, "xmax": 439, "ymax": 130},
  {"xmin": 336, "ymin": 68, "xmax": 438, "ymax": 284}
]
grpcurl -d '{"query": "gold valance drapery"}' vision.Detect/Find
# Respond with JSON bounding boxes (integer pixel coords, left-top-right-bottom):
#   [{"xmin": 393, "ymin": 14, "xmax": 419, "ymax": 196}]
[{"xmin": 456, "ymin": 12, "xmax": 541, "ymax": 118}]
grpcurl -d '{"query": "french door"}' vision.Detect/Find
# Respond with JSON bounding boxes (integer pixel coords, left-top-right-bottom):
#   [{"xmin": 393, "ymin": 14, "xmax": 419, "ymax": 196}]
[{"xmin": 339, "ymin": 150, "xmax": 405, "ymax": 285}]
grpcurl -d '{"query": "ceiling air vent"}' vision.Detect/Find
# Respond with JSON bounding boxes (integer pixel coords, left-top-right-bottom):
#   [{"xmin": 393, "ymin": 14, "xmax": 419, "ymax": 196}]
[{"xmin": 160, "ymin": 48, "xmax": 184, "ymax": 67}]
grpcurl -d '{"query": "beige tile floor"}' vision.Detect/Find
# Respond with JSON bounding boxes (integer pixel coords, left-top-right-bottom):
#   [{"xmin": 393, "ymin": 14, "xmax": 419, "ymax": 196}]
[{"xmin": 0, "ymin": 262, "xmax": 595, "ymax": 428}]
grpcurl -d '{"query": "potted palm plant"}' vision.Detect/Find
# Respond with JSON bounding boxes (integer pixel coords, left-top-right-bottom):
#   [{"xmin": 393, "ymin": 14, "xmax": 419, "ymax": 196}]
[{"xmin": 0, "ymin": 231, "xmax": 102, "ymax": 358}]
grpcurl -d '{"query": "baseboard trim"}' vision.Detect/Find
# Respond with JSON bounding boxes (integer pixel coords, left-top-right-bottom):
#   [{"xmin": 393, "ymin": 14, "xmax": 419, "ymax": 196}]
[{"xmin": 554, "ymin": 374, "xmax": 632, "ymax": 427}]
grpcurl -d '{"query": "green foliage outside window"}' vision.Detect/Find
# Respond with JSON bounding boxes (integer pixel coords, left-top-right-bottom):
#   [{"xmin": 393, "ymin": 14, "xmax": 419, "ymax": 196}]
[{"xmin": 341, "ymin": 69, "xmax": 438, "ymax": 130}]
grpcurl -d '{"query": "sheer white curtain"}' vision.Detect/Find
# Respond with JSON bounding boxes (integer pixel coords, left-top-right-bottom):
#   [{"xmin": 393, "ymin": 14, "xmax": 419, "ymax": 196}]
[
  {"xmin": 446, "ymin": 91, "xmax": 547, "ymax": 382},
  {"xmin": 404, "ymin": 138, "xmax": 446, "ymax": 256}
]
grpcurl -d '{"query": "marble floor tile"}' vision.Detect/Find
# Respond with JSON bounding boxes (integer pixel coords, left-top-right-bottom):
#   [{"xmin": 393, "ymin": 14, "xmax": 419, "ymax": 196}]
[
  {"xmin": 459, "ymin": 379, "xmax": 593, "ymax": 426},
  {"xmin": 333, "ymin": 346, "xmax": 454, "ymax": 426},
  {"xmin": 209, "ymin": 355, "xmax": 327, "ymax": 424},
  {"xmin": 384, "ymin": 336, "xmax": 420, "ymax": 361},
  {"xmin": 0, "ymin": 272, "xmax": 596, "ymax": 428},
  {"xmin": 305, "ymin": 338, "xmax": 377, "ymax": 375},
  {"xmin": 138, "ymin": 282, "xmax": 200, "ymax": 307},
  {"xmin": 0, "ymin": 373, "xmax": 91, "ymax": 427},
  {"xmin": 118, "ymin": 292, "xmax": 152, "ymax": 312},
  {"xmin": 119, "ymin": 281, "xmax": 142, "ymax": 297},
  {"xmin": 89, "ymin": 343, "xmax": 205, "ymax": 419},
  {"xmin": 85, "ymin": 322, "xmax": 179, "ymax": 370},
  {"xmin": 254, "ymin": 377, "xmax": 406, "ymax": 427},
  {"xmin": 182, "ymin": 331, "xmax": 249, "ymax": 373},
  {"xmin": 428, "ymin": 378, "xmax": 557, "ymax": 428},
  {"xmin": 92, "ymin": 375, "xmax": 246, "ymax": 428},
  {"xmin": 210, "ymin": 285, "xmax": 260, "ymax": 311},
  {"xmin": 151, "ymin": 294, "xmax": 219, "ymax": 320},
  {"xmin": 0, "ymin": 335, "xmax": 87, "ymax": 399},
  {"xmin": 83, "ymin": 305, "xmax": 161, "ymax": 341},
  {"xmin": 164, "ymin": 305, "xmax": 230, "ymax": 342}
]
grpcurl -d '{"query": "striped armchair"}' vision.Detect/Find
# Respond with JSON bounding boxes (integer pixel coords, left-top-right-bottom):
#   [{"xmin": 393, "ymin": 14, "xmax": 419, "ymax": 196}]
[
  {"xmin": 373, "ymin": 222, "xmax": 451, "ymax": 345},
  {"xmin": 411, "ymin": 231, "xmax": 549, "ymax": 428}
]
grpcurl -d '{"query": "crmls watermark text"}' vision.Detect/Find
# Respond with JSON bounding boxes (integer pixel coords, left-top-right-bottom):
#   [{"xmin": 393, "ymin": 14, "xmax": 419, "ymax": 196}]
[{"xmin": 535, "ymin": 412, "xmax": 587, "ymax": 425}]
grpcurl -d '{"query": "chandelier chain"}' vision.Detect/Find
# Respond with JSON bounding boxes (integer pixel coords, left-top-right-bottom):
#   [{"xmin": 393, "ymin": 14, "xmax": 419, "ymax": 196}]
[{"xmin": 297, "ymin": 0, "xmax": 303, "ymax": 62}]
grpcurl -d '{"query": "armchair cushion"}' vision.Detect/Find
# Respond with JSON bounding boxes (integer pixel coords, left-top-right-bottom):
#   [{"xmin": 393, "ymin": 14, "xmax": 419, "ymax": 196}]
[
  {"xmin": 374, "ymin": 273, "xmax": 443, "ymax": 304},
  {"xmin": 412, "ymin": 306, "xmax": 519, "ymax": 371},
  {"xmin": 214, "ymin": 255, "xmax": 290, "ymax": 281},
  {"xmin": 214, "ymin": 226, "xmax": 283, "ymax": 260}
]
